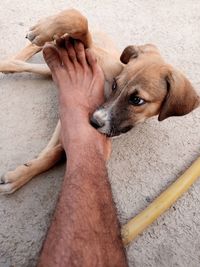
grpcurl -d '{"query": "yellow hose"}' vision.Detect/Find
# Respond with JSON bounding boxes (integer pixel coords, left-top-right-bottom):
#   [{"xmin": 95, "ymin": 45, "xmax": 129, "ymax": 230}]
[{"xmin": 121, "ymin": 156, "xmax": 200, "ymax": 246}]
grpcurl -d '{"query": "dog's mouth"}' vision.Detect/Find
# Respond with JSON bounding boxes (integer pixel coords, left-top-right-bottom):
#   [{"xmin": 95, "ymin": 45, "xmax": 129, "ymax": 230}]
[{"xmin": 97, "ymin": 124, "xmax": 133, "ymax": 137}]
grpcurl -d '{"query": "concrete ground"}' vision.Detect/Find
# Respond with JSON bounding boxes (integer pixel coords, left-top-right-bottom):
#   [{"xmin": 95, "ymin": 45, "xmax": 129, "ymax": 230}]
[{"xmin": 0, "ymin": 0, "xmax": 200, "ymax": 266}]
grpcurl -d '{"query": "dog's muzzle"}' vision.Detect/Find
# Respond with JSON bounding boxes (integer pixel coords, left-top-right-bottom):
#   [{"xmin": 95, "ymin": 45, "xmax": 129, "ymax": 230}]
[
  {"xmin": 90, "ymin": 108, "xmax": 133, "ymax": 137},
  {"xmin": 90, "ymin": 115, "xmax": 105, "ymax": 129},
  {"xmin": 90, "ymin": 108, "xmax": 110, "ymax": 132}
]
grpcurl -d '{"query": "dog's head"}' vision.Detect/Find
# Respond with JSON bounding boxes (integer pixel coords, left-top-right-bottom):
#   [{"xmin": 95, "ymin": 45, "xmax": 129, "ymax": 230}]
[{"xmin": 91, "ymin": 44, "xmax": 200, "ymax": 137}]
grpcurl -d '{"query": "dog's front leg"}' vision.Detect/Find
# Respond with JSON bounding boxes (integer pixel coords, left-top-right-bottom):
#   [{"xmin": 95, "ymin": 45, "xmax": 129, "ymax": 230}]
[
  {"xmin": 26, "ymin": 9, "xmax": 92, "ymax": 47},
  {"xmin": 0, "ymin": 60, "xmax": 51, "ymax": 75},
  {"xmin": 39, "ymin": 121, "xmax": 61, "ymax": 157},
  {"xmin": 0, "ymin": 43, "xmax": 51, "ymax": 75}
]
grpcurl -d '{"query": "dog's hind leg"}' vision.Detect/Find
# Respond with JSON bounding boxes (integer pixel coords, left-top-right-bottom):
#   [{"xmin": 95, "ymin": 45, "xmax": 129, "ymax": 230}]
[
  {"xmin": 0, "ymin": 144, "xmax": 64, "ymax": 194},
  {"xmin": 0, "ymin": 121, "xmax": 64, "ymax": 194}
]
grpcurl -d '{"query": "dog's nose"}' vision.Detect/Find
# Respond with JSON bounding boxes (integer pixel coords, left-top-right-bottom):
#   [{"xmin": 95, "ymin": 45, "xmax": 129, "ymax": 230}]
[{"xmin": 90, "ymin": 115, "xmax": 105, "ymax": 129}]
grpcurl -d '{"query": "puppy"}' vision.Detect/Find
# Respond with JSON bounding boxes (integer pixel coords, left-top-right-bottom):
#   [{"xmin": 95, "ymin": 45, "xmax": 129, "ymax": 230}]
[
  {"xmin": 0, "ymin": 9, "xmax": 199, "ymax": 193},
  {"xmin": 92, "ymin": 44, "xmax": 200, "ymax": 136}
]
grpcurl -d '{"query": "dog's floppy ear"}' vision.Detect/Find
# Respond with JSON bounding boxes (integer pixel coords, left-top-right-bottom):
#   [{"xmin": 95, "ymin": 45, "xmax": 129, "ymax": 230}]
[
  {"xmin": 120, "ymin": 46, "xmax": 139, "ymax": 64},
  {"xmin": 158, "ymin": 68, "xmax": 200, "ymax": 121},
  {"xmin": 120, "ymin": 44, "xmax": 159, "ymax": 64}
]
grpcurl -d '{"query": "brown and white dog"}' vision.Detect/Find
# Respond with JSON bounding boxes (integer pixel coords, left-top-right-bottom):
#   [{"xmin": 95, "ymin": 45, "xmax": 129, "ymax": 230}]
[{"xmin": 0, "ymin": 9, "xmax": 199, "ymax": 193}]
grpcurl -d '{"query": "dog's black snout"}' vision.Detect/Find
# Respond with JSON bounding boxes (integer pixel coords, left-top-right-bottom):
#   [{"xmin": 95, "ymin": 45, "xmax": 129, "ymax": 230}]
[{"xmin": 90, "ymin": 116, "xmax": 105, "ymax": 129}]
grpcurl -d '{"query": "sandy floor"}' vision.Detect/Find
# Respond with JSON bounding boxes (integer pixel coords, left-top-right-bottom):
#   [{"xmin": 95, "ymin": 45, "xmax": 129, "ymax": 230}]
[{"xmin": 0, "ymin": 1, "xmax": 200, "ymax": 266}]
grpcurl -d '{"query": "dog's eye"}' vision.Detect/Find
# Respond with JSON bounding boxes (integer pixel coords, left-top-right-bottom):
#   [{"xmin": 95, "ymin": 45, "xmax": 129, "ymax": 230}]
[
  {"xmin": 129, "ymin": 95, "xmax": 145, "ymax": 106},
  {"xmin": 112, "ymin": 79, "xmax": 117, "ymax": 91}
]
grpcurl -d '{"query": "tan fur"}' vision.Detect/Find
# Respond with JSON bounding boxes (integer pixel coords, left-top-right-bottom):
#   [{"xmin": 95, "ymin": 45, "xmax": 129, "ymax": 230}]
[
  {"xmin": 0, "ymin": 9, "xmax": 199, "ymax": 193},
  {"xmin": 101, "ymin": 44, "xmax": 199, "ymax": 135}
]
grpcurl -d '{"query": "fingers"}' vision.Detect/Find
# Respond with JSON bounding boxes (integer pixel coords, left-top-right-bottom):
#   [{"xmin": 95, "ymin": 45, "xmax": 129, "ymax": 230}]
[
  {"xmin": 58, "ymin": 39, "xmax": 87, "ymax": 67},
  {"xmin": 85, "ymin": 48, "xmax": 98, "ymax": 72},
  {"xmin": 66, "ymin": 41, "xmax": 78, "ymax": 63},
  {"xmin": 59, "ymin": 47, "xmax": 74, "ymax": 72},
  {"xmin": 74, "ymin": 42, "xmax": 87, "ymax": 66},
  {"xmin": 49, "ymin": 38, "xmax": 99, "ymax": 78},
  {"xmin": 56, "ymin": 38, "xmax": 78, "ymax": 72},
  {"xmin": 43, "ymin": 44, "xmax": 62, "ymax": 72},
  {"xmin": 56, "ymin": 37, "xmax": 67, "ymax": 48}
]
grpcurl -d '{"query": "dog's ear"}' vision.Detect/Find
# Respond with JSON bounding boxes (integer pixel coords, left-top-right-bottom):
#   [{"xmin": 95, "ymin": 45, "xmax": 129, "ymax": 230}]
[
  {"xmin": 120, "ymin": 44, "xmax": 159, "ymax": 64},
  {"xmin": 120, "ymin": 46, "xmax": 139, "ymax": 64},
  {"xmin": 158, "ymin": 68, "xmax": 200, "ymax": 121}
]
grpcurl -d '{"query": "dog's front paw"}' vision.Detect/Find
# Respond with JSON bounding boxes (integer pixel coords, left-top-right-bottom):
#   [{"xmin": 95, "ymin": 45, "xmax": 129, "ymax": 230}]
[
  {"xmin": 26, "ymin": 9, "xmax": 88, "ymax": 47},
  {"xmin": 26, "ymin": 15, "xmax": 57, "ymax": 46}
]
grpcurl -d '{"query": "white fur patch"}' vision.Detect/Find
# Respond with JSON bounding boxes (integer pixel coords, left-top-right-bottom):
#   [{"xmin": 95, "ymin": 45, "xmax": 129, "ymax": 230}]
[
  {"xmin": 93, "ymin": 108, "xmax": 111, "ymax": 134},
  {"xmin": 93, "ymin": 109, "xmax": 109, "ymax": 122}
]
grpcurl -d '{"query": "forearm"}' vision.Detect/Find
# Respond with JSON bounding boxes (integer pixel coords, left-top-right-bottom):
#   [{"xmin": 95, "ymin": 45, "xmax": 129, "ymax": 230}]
[
  {"xmin": 39, "ymin": 38, "xmax": 127, "ymax": 267},
  {"xmin": 38, "ymin": 138, "xmax": 127, "ymax": 267}
]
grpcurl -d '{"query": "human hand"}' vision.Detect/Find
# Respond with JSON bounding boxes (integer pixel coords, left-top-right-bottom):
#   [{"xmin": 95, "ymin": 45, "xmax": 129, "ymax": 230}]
[{"xmin": 43, "ymin": 40, "xmax": 111, "ymax": 160}]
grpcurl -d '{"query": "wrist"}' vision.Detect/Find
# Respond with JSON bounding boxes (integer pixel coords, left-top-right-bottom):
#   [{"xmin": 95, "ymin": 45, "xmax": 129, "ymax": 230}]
[
  {"xmin": 61, "ymin": 124, "xmax": 108, "ymax": 160},
  {"xmin": 63, "ymin": 126, "xmax": 103, "ymax": 151},
  {"xmin": 59, "ymin": 105, "xmax": 109, "ymax": 160},
  {"xmin": 59, "ymin": 105, "xmax": 89, "ymax": 123}
]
